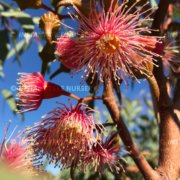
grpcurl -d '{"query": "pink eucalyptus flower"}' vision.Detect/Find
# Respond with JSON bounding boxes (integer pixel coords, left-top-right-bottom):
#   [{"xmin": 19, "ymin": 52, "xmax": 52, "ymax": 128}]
[
  {"xmin": 0, "ymin": 128, "xmax": 39, "ymax": 176},
  {"xmin": 162, "ymin": 39, "xmax": 180, "ymax": 71},
  {"xmin": 155, "ymin": 36, "xmax": 180, "ymax": 72},
  {"xmin": 56, "ymin": 0, "xmax": 161, "ymax": 81},
  {"xmin": 56, "ymin": 35, "xmax": 79, "ymax": 69},
  {"xmin": 17, "ymin": 72, "xmax": 65, "ymax": 113},
  {"xmin": 86, "ymin": 134, "xmax": 122, "ymax": 173},
  {"xmin": 28, "ymin": 103, "xmax": 97, "ymax": 169}
]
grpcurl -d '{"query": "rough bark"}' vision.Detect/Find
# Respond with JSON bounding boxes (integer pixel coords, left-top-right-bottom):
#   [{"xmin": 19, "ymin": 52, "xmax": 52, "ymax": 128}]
[{"xmin": 152, "ymin": 0, "xmax": 180, "ymax": 179}]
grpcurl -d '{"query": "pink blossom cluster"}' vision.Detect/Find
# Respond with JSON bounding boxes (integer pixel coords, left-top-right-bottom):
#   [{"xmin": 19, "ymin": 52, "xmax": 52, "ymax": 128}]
[
  {"xmin": 56, "ymin": 0, "xmax": 162, "ymax": 81},
  {"xmin": 0, "ymin": 128, "xmax": 39, "ymax": 176},
  {"xmin": 27, "ymin": 103, "xmax": 121, "ymax": 172}
]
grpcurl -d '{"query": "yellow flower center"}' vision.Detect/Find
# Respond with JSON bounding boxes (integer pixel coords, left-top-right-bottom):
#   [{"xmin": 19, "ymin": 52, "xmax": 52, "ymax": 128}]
[{"xmin": 96, "ymin": 33, "xmax": 120, "ymax": 54}]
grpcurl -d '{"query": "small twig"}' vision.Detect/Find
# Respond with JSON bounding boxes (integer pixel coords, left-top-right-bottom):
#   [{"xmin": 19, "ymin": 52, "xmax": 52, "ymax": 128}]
[
  {"xmin": 147, "ymin": 74, "xmax": 160, "ymax": 101},
  {"xmin": 41, "ymin": 3, "xmax": 55, "ymax": 13},
  {"xmin": 103, "ymin": 122, "xmax": 116, "ymax": 127},
  {"xmin": 62, "ymin": 90, "xmax": 81, "ymax": 101},
  {"xmin": 0, "ymin": 1, "xmax": 17, "ymax": 10},
  {"xmin": 70, "ymin": 161, "xmax": 75, "ymax": 180},
  {"xmin": 41, "ymin": 3, "xmax": 71, "ymax": 20},
  {"xmin": 95, "ymin": 122, "xmax": 116, "ymax": 133},
  {"xmin": 79, "ymin": 96, "xmax": 102, "ymax": 103},
  {"xmin": 62, "ymin": 91, "xmax": 102, "ymax": 103},
  {"xmin": 146, "ymin": 74, "xmax": 160, "ymax": 123}
]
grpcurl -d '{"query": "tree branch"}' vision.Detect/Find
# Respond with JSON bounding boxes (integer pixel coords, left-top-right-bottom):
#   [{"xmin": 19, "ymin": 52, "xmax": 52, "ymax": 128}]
[
  {"xmin": 79, "ymin": 96, "xmax": 102, "ymax": 103},
  {"xmin": 174, "ymin": 79, "xmax": 180, "ymax": 110},
  {"xmin": 173, "ymin": 79, "xmax": 180, "ymax": 120},
  {"xmin": 151, "ymin": 0, "xmax": 171, "ymax": 33},
  {"xmin": 151, "ymin": 0, "xmax": 180, "ymax": 178},
  {"xmin": 41, "ymin": 3, "xmax": 71, "ymax": 20},
  {"xmin": 102, "ymin": 80, "xmax": 160, "ymax": 179}
]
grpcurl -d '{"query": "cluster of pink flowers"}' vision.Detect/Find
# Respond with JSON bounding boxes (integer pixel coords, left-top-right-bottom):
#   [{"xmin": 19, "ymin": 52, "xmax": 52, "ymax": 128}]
[
  {"xmin": 16, "ymin": 72, "xmax": 122, "ymax": 172},
  {"xmin": 27, "ymin": 103, "xmax": 121, "ymax": 171},
  {"xmin": 155, "ymin": 35, "xmax": 180, "ymax": 74},
  {"xmin": 16, "ymin": 70, "xmax": 123, "ymax": 172},
  {"xmin": 26, "ymin": 103, "xmax": 122, "ymax": 173},
  {"xmin": 0, "ymin": 128, "xmax": 39, "ymax": 176},
  {"xmin": 85, "ymin": 134, "xmax": 122, "ymax": 173},
  {"xmin": 56, "ymin": 0, "xmax": 161, "ymax": 81},
  {"xmin": 14, "ymin": 0, "xmax": 180, "ymax": 175}
]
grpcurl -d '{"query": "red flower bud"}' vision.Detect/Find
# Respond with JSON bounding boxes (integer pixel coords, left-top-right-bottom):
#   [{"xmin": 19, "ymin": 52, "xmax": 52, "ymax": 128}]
[
  {"xmin": 43, "ymin": 81, "xmax": 64, "ymax": 99},
  {"xmin": 17, "ymin": 72, "xmax": 65, "ymax": 113}
]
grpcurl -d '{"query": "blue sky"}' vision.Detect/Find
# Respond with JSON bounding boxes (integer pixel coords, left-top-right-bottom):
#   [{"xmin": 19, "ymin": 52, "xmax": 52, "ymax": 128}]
[{"xmin": 0, "ymin": 0, "xmax": 152, "ymax": 175}]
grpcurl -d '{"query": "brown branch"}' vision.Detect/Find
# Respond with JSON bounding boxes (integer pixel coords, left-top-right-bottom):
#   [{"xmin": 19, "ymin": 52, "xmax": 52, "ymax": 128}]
[
  {"xmin": 173, "ymin": 79, "xmax": 180, "ymax": 111},
  {"xmin": 151, "ymin": 0, "xmax": 171, "ymax": 34},
  {"xmin": 62, "ymin": 90, "xmax": 81, "ymax": 101},
  {"xmin": 103, "ymin": 122, "xmax": 116, "ymax": 127},
  {"xmin": 157, "ymin": 107, "xmax": 180, "ymax": 179},
  {"xmin": 79, "ymin": 96, "xmax": 102, "ymax": 103},
  {"xmin": 70, "ymin": 161, "xmax": 75, "ymax": 180},
  {"xmin": 151, "ymin": 0, "xmax": 180, "ymax": 178},
  {"xmin": 162, "ymin": 4, "xmax": 173, "ymax": 31},
  {"xmin": 102, "ymin": 80, "xmax": 160, "ymax": 179},
  {"xmin": 147, "ymin": 74, "xmax": 160, "ymax": 101},
  {"xmin": 173, "ymin": 80, "xmax": 180, "ymax": 120}
]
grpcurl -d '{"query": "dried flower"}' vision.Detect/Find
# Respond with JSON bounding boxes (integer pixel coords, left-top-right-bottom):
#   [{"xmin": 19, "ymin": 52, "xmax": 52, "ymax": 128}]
[
  {"xmin": 17, "ymin": 72, "xmax": 65, "ymax": 113},
  {"xmin": 56, "ymin": 0, "xmax": 161, "ymax": 81},
  {"xmin": 39, "ymin": 12, "xmax": 60, "ymax": 44},
  {"xmin": 0, "ymin": 128, "xmax": 39, "ymax": 176},
  {"xmin": 28, "ymin": 103, "xmax": 97, "ymax": 169},
  {"xmin": 14, "ymin": 0, "xmax": 42, "ymax": 10}
]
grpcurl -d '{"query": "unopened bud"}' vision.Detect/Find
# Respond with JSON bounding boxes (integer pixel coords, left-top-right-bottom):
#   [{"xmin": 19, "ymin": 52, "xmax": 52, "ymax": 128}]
[
  {"xmin": 43, "ymin": 81, "xmax": 64, "ymax": 99},
  {"xmin": 17, "ymin": 72, "xmax": 65, "ymax": 113}
]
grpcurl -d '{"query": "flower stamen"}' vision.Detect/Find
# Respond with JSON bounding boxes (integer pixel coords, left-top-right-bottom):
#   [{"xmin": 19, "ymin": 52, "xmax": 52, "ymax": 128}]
[{"xmin": 96, "ymin": 33, "xmax": 120, "ymax": 54}]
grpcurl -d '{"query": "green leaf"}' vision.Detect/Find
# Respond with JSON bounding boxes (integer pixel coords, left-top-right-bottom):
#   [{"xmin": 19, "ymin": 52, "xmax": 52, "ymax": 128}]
[
  {"xmin": 51, "ymin": 0, "xmax": 61, "ymax": 7},
  {"xmin": 39, "ymin": 43, "xmax": 55, "ymax": 75},
  {"xmin": 150, "ymin": 0, "xmax": 158, "ymax": 8},
  {"xmin": 173, "ymin": 7, "xmax": 180, "ymax": 20},
  {"xmin": 1, "ymin": 10, "xmax": 35, "ymax": 32},
  {"xmin": 1, "ymin": 89, "xmax": 17, "ymax": 113},
  {"xmin": 0, "ymin": 4, "xmax": 3, "ymax": 11},
  {"xmin": 1, "ymin": 10, "xmax": 30, "ymax": 18},
  {"xmin": 32, "ymin": 17, "xmax": 40, "ymax": 25},
  {"xmin": 17, "ymin": 17, "xmax": 34, "ymax": 33},
  {"xmin": 6, "ymin": 39, "xmax": 30, "ymax": 61},
  {"xmin": 0, "ymin": 61, "xmax": 4, "ymax": 78},
  {"xmin": 0, "ymin": 30, "xmax": 10, "ymax": 63},
  {"xmin": 50, "ymin": 64, "xmax": 70, "ymax": 79},
  {"xmin": 0, "ymin": 1, "xmax": 16, "ymax": 10}
]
